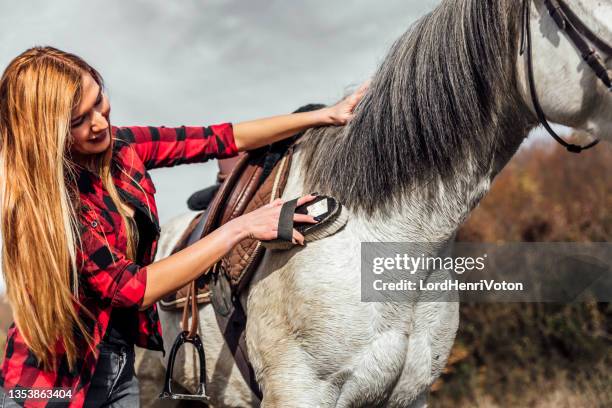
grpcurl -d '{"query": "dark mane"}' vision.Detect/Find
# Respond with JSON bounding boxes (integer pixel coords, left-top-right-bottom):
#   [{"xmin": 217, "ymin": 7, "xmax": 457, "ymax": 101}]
[{"xmin": 298, "ymin": 0, "xmax": 528, "ymax": 215}]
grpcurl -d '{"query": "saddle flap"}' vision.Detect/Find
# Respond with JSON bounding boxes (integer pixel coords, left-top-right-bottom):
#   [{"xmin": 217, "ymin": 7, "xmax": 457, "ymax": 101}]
[{"xmin": 222, "ymin": 150, "xmax": 293, "ymax": 289}]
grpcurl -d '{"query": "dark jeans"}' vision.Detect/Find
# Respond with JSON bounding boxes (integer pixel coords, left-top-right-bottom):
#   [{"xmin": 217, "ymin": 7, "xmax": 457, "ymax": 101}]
[
  {"xmin": 0, "ymin": 342, "xmax": 140, "ymax": 408},
  {"xmin": 84, "ymin": 342, "xmax": 139, "ymax": 407}
]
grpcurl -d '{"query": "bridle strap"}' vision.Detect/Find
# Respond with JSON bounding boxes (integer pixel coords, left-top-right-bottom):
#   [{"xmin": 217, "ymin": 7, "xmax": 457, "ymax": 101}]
[
  {"xmin": 557, "ymin": 1, "xmax": 612, "ymax": 58},
  {"xmin": 549, "ymin": 0, "xmax": 612, "ymax": 89},
  {"xmin": 520, "ymin": 0, "xmax": 607, "ymax": 153}
]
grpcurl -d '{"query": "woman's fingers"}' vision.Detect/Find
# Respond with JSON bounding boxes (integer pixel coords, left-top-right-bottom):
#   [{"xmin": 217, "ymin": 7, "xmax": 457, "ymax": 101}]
[
  {"xmin": 292, "ymin": 229, "xmax": 305, "ymax": 245},
  {"xmin": 255, "ymin": 195, "xmax": 320, "ymax": 244},
  {"xmin": 293, "ymin": 213, "xmax": 318, "ymax": 223},
  {"xmin": 296, "ymin": 194, "xmax": 318, "ymax": 207},
  {"xmin": 346, "ymin": 79, "xmax": 371, "ymax": 110},
  {"xmin": 355, "ymin": 78, "xmax": 371, "ymax": 96}
]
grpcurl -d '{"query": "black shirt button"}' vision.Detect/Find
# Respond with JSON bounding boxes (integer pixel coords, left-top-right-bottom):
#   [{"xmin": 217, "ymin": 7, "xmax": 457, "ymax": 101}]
[{"xmin": 91, "ymin": 220, "xmax": 98, "ymax": 228}]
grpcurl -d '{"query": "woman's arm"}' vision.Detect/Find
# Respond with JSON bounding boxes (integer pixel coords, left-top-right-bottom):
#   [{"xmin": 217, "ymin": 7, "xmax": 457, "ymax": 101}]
[
  {"xmin": 233, "ymin": 109, "xmax": 335, "ymax": 151},
  {"xmin": 113, "ymin": 80, "xmax": 369, "ymax": 169},
  {"xmin": 112, "ymin": 123, "xmax": 238, "ymax": 170},
  {"xmin": 138, "ymin": 215, "xmax": 243, "ymax": 310},
  {"xmin": 233, "ymin": 81, "xmax": 370, "ymax": 151},
  {"xmin": 139, "ymin": 195, "xmax": 317, "ymax": 310}
]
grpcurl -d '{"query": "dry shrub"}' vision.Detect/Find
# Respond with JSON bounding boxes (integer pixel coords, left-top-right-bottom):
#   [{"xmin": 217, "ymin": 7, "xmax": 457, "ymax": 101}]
[
  {"xmin": 457, "ymin": 140, "xmax": 612, "ymax": 243},
  {"xmin": 432, "ymin": 140, "xmax": 612, "ymax": 407}
]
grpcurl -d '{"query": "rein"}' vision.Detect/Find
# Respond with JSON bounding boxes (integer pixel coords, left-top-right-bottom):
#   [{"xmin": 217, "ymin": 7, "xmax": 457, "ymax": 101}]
[{"xmin": 520, "ymin": 0, "xmax": 612, "ymax": 153}]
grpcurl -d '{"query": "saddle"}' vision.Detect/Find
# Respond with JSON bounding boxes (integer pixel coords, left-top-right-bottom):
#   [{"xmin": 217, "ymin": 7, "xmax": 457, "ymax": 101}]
[{"xmin": 159, "ymin": 140, "xmax": 294, "ymax": 311}]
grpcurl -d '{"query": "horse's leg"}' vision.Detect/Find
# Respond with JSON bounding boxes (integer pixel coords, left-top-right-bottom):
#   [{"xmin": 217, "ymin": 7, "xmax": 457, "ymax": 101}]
[
  {"xmin": 245, "ymin": 267, "xmax": 329, "ymax": 407},
  {"xmin": 386, "ymin": 300, "xmax": 459, "ymax": 407},
  {"xmin": 246, "ymin": 309, "xmax": 323, "ymax": 406},
  {"xmin": 253, "ymin": 345, "xmax": 327, "ymax": 408}
]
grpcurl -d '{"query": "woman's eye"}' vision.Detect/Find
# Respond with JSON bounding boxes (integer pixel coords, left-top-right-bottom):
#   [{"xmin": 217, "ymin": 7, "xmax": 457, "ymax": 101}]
[{"xmin": 70, "ymin": 94, "xmax": 103, "ymax": 128}]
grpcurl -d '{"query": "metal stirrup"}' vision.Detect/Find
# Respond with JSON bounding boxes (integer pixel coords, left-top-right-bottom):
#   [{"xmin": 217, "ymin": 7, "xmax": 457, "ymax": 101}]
[{"xmin": 159, "ymin": 281, "xmax": 210, "ymax": 401}]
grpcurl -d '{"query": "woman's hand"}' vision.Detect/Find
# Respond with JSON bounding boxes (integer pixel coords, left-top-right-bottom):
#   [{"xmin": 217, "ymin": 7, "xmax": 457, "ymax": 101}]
[
  {"xmin": 324, "ymin": 79, "xmax": 371, "ymax": 126},
  {"xmin": 229, "ymin": 194, "xmax": 319, "ymax": 245}
]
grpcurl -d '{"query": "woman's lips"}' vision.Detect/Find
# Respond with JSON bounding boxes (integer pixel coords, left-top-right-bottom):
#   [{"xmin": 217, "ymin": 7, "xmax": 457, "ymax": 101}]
[{"xmin": 89, "ymin": 130, "xmax": 108, "ymax": 144}]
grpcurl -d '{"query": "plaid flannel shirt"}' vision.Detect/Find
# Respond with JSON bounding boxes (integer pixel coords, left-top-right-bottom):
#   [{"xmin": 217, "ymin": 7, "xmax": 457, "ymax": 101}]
[{"xmin": 0, "ymin": 122, "xmax": 238, "ymax": 407}]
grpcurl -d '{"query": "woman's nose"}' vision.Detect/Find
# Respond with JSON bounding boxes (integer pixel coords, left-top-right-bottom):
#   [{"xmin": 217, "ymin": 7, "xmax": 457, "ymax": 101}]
[{"xmin": 91, "ymin": 110, "xmax": 108, "ymax": 133}]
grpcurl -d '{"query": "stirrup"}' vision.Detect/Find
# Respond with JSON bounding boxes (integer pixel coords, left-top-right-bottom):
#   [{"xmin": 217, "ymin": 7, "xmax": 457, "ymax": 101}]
[{"xmin": 158, "ymin": 331, "xmax": 210, "ymax": 402}]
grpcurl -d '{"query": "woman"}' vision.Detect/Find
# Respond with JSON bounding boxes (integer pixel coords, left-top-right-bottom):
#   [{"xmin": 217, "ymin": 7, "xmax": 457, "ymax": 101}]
[{"xmin": 0, "ymin": 46, "xmax": 367, "ymax": 407}]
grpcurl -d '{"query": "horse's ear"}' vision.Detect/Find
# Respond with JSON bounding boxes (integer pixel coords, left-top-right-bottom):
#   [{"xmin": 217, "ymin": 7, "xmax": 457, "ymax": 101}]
[
  {"xmin": 286, "ymin": 104, "xmax": 328, "ymax": 144},
  {"xmin": 292, "ymin": 103, "xmax": 326, "ymax": 114}
]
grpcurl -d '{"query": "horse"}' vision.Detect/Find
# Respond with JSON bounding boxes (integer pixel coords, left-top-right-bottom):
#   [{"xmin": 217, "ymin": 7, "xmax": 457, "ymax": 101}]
[{"xmin": 137, "ymin": 0, "xmax": 612, "ymax": 406}]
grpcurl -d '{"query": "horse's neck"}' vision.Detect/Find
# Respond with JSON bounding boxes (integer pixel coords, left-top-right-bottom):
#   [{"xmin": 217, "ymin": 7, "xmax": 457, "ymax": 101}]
[
  {"xmin": 289, "ymin": 149, "xmax": 496, "ymax": 244},
  {"xmin": 363, "ymin": 158, "xmax": 494, "ymax": 243},
  {"xmin": 289, "ymin": 99, "xmax": 529, "ymax": 244}
]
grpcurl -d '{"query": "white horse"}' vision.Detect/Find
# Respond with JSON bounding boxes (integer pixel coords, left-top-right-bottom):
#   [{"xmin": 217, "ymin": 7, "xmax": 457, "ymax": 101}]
[{"xmin": 138, "ymin": 0, "xmax": 612, "ymax": 406}]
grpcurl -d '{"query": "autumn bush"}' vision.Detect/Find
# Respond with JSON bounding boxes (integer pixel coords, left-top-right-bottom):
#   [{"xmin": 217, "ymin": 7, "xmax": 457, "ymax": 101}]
[{"xmin": 432, "ymin": 140, "xmax": 612, "ymax": 407}]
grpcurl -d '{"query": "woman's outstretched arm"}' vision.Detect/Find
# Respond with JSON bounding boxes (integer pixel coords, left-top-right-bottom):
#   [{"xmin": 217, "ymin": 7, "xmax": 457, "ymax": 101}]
[{"xmin": 111, "ymin": 81, "xmax": 369, "ymax": 169}]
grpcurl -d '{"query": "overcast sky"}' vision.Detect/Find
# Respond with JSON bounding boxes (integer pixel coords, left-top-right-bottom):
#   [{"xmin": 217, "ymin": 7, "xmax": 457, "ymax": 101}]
[
  {"xmin": 0, "ymin": 0, "xmax": 443, "ymax": 223},
  {"xmin": 0, "ymin": 0, "xmax": 564, "ymax": 292}
]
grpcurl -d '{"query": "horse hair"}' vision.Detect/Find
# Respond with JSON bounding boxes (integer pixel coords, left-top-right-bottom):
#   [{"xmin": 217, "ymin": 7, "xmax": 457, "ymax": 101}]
[{"xmin": 298, "ymin": 0, "xmax": 530, "ymax": 216}]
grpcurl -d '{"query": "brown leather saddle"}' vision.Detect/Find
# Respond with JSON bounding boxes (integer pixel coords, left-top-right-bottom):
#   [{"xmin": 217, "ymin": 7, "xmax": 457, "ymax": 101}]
[
  {"xmin": 158, "ymin": 138, "xmax": 296, "ymax": 402},
  {"xmin": 159, "ymin": 140, "xmax": 294, "ymax": 312}
]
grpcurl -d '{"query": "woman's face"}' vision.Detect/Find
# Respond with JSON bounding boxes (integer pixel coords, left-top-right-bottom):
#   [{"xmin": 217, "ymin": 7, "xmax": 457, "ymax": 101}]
[{"xmin": 69, "ymin": 72, "xmax": 111, "ymax": 158}]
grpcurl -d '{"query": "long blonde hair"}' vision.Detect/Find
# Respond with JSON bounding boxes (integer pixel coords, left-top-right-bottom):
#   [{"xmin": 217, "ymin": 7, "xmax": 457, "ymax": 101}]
[{"xmin": 0, "ymin": 46, "xmax": 138, "ymax": 372}]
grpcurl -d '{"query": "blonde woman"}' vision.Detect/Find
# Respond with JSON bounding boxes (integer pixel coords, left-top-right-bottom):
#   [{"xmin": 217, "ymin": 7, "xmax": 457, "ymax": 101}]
[{"xmin": 0, "ymin": 46, "xmax": 367, "ymax": 407}]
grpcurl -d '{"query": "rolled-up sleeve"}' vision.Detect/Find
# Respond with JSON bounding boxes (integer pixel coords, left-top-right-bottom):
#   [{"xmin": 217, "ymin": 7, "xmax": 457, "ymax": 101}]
[
  {"xmin": 111, "ymin": 123, "xmax": 238, "ymax": 170},
  {"xmin": 77, "ymin": 224, "xmax": 148, "ymax": 309}
]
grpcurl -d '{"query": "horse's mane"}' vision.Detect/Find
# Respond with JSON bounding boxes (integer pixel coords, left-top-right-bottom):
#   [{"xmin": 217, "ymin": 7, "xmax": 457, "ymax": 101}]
[{"xmin": 298, "ymin": 0, "xmax": 527, "ymax": 215}]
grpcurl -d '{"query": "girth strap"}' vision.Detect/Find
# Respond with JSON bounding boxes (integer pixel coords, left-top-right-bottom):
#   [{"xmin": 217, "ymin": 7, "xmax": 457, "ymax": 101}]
[{"xmin": 214, "ymin": 299, "xmax": 263, "ymax": 400}]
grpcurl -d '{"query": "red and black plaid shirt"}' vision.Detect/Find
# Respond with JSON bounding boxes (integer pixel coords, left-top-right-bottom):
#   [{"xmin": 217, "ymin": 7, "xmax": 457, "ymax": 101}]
[{"xmin": 0, "ymin": 122, "xmax": 238, "ymax": 407}]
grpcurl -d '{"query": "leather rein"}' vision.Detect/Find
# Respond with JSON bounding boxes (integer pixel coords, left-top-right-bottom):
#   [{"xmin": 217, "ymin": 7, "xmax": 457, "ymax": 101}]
[{"xmin": 520, "ymin": 0, "xmax": 612, "ymax": 153}]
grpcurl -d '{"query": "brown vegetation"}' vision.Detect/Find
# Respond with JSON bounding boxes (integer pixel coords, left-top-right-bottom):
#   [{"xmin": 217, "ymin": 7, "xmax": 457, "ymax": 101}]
[{"xmin": 432, "ymin": 140, "xmax": 612, "ymax": 407}]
